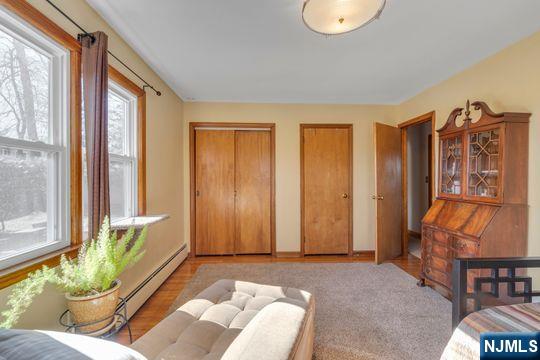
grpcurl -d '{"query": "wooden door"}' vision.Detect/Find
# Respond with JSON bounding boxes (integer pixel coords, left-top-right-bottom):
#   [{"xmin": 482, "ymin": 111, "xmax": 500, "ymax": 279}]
[
  {"xmin": 302, "ymin": 126, "xmax": 352, "ymax": 255},
  {"xmin": 195, "ymin": 130, "xmax": 235, "ymax": 255},
  {"xmin": 235, "ymin": 131, "xmax": 272, "ymax": 254},
  {"xmin": 374, "ymin": 123, "xmax": 402, "ymax": 264},
  {"xmin": 428, "ymin": 134, "xmax": 433, "ymax": 207}
]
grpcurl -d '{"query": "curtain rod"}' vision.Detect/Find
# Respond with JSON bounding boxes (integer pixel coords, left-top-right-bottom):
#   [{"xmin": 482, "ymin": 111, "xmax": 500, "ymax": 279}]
[{"xmin": 45, "ymin": 0, "xmax": 162, "ymax": 96}]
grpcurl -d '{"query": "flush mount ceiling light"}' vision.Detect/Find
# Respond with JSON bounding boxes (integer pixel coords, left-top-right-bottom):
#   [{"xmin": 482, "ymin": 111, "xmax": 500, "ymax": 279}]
[{"xmin": 302, "ymin": 0, "xmax": 386, "ymax": 35}]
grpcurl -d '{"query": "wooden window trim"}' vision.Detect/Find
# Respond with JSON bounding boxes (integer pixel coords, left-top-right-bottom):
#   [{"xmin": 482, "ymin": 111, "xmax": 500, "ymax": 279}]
[
  {"xmin": 0, "ymin": 0, "xmax": 81, "ymax": 53},
  {"xmin": 0, "ymin": 0, "xmax": 146, "ymax": 289},
  {"xmin": 108, "ymin": 66, "xmax": 147, "ymax": 216},
  {"xmin": 0, "ymin": 245, "xmax": 82, "ymax": 290}
]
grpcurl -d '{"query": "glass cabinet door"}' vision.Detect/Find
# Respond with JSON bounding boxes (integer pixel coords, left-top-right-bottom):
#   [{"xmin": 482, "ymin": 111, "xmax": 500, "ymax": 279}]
[
  {"xmin": 467, "ymin": 128, "xmax": 500, "ymax": 198},
  {"xmin": 440, "ymin": 135, "xmax": 463, "ymax": 195}
]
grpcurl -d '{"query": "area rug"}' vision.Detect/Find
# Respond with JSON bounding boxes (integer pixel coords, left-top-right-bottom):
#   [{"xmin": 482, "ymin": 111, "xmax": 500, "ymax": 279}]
[{"xmin": 168, "ymin": 262, "xmax": 452, "ymax": 360}]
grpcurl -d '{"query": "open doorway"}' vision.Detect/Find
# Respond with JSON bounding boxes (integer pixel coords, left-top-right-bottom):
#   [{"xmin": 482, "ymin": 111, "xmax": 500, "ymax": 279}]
[
  {"xmin": 373, "ymin": 113, "xmax": 435, "ymax": 264},
  {"xmin": 399, "ymin": 112, "xmax": 435, "ymax": 260},
  {"xmin": 406, "ymin": 123, "xmax": 432, "ymax": 258}
]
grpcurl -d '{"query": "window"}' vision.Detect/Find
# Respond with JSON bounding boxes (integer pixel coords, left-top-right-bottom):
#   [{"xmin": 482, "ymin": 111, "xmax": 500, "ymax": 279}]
[
  {"xmin": 0, "ymin": 8, "xmax": 70, "ymax": 270},
  {"xmin": 83, "ymin": 81, "xmax": 138, "ymax": 232},
  {"xmin": 108, "ymin": 83, "xmax": 138, "ymax": 221},
  {"xmin": 0, "ymin": 0, "xmax": 146, "ymax": 285}
]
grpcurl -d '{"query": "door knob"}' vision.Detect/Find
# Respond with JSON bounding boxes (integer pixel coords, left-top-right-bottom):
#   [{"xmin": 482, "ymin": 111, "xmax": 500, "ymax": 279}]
[
  {"xmin": 371, "ymin": 195, "xmax": 384, "ymax": 200},
  {"xmin": 342, "ymin": 193, "xmax": 349, "ymax": 199},
  {"xmin": 196, "ymin": 190, "xmax": 200, "ymax": 196}
]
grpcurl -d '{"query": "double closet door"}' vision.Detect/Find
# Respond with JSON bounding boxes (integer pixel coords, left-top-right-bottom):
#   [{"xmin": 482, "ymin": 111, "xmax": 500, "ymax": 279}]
[{"xmin": 194, "ymin": 126, "xmax": 273, "ymax": 255}]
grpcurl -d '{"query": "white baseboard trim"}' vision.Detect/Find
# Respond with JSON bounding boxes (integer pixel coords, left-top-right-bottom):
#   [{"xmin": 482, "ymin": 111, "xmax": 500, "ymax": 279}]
[{"xmin": 121, "ymin": 244, "xmax": 188, "ymax": 319}]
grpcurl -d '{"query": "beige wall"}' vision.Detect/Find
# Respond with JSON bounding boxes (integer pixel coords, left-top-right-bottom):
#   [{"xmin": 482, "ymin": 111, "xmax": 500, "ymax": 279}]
[
  {"xmin": 183, "ymin": 103, "xmax": 397, "ymax": 252},
  {"xmin": 396, "ymin": 30, "xmax": 540, "ymax": 256},
  {"xmin": 184, "ymin": 30, "xmax": 540, "ymax": 256},
  {"xmin": 3, "ymin": 0, "xmax": 540, "ymax": 331},
  {"xmin": 0, "ymin": 0, "xmax": 184, "ymax": 329}
]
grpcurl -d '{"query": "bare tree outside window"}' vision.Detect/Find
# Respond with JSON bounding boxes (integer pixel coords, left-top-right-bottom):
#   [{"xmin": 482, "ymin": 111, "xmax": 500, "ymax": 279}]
[
  {"xmin": 82, "ymin": 83, "xmax": 137, "ymax": 236},
  {"xmin": 0, "ymin": 34, "xmax": 49, "ymax": 142},
  {"xmin": 0, "ymin": 25, "xmax": 62, "ymax": 265}
]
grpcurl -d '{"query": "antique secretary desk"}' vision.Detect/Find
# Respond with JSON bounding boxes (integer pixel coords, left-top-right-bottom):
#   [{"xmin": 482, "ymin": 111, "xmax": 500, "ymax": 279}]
[{"xmin": 419, "ymin": 100, "xmax": 530, "ymax": 296}]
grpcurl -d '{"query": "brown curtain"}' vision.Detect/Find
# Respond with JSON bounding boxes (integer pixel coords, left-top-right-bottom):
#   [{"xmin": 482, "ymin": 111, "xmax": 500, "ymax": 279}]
[{"xmin": 82, "ymin": 32, "xmax": 110, "ymax": 240}]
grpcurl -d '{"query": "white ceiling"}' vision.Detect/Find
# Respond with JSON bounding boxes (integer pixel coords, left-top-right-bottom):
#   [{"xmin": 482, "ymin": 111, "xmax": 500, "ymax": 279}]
[{"xmin": 87, "ymin": 0, "xmax": 540, "ymax": 104}]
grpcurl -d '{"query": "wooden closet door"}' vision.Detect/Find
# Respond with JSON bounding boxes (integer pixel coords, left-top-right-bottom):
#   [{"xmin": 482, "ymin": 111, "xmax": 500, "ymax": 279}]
[
  {"xmin": 195, "ymin": 130, "xmax": 235, "ymax": 255},
  {"xmin": 235, "ymin": 131, "xmax": 272, "ymax": 254},
  {"xmin": 302, "ymin": 126, "xmax": 352, "ymax": 255}
]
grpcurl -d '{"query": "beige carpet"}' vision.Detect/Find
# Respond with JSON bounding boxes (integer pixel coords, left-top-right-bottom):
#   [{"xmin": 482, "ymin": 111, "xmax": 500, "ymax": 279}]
[{"xmin": 168, "ymin": 262, "xmax": 452, "ymax": 360}]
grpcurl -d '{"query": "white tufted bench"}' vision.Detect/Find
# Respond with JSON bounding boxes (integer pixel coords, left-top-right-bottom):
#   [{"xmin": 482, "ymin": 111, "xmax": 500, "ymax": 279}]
[{"xmin": 130, "ymin": 279, "xmax": 314, "ymax": 360}]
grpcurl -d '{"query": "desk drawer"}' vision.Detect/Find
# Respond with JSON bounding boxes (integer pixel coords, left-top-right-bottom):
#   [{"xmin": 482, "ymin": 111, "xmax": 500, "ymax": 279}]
[
  {"xmin": 425, "ymin": 266, "xmax": 451, "ymax": 288},
  {"xmin": 431, "ymin": 242, "xmax": 452, "ymax": 259},
  {"xmin": 453, "ymin": 237, "xmax": 480, "ymax": 257},
  {"xmin": 425, "ymin": 254, "xmax": 452, "ymax": 273}
]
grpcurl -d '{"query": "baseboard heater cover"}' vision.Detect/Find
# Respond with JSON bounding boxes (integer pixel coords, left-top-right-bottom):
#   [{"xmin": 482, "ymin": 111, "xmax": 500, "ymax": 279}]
[{"xmin": 120, "ymin": 244, "xmax": 187, "ymax": 319}]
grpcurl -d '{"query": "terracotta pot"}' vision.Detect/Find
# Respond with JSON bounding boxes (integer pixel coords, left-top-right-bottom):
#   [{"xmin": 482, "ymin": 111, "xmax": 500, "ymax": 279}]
[{"xmin": 66, "ymin": 280, "xmax": 121, "ymax": 333}]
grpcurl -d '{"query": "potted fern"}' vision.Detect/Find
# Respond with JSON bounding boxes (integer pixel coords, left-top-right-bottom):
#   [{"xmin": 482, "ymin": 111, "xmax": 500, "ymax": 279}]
[{"xmin": 0, "ymin": 217, "xmax": 147, "ymax": 332}]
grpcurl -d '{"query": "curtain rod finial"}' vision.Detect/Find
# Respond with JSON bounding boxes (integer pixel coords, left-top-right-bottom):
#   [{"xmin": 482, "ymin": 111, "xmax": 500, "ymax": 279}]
[{"xmin": 144, "ymin": 85, "xmax": 161, "ymax": 96}]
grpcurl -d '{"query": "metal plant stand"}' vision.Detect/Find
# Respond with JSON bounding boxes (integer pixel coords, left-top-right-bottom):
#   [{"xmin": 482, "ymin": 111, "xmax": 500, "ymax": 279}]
[{"xmin": 59, "ymin": 297, "xmax": 132, "ymax": 343}]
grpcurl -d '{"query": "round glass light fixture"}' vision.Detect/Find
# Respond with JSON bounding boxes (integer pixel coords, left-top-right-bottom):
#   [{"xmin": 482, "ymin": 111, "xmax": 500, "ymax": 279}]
[{"xmin": 302, "ymin": 0, "xmax": 386, "ymax": 35}]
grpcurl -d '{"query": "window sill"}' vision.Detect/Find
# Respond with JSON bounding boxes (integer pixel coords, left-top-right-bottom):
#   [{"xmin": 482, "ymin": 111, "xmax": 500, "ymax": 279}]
[
  {"xmin": 110, "ymin": 214, "xmax": 169, "ymax": 231},
  {"xmin": 0, "ymin": 215, "xmax": 169, "ymax": 291},
  {"xmin": 0, "ymin": 244, "xmax": 82, "ymax": 290}
]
